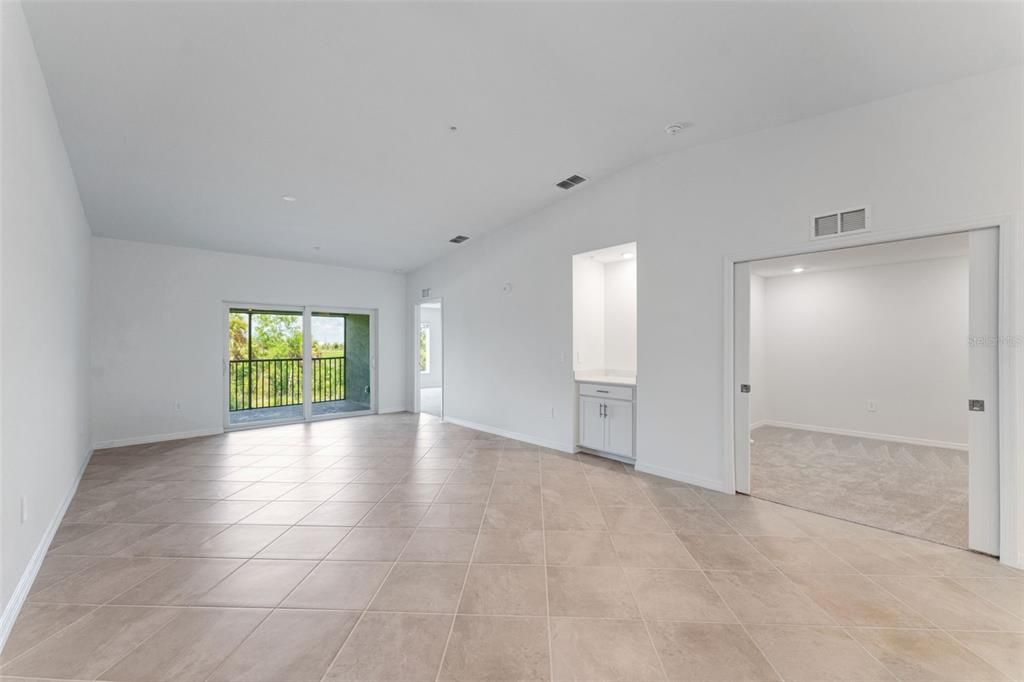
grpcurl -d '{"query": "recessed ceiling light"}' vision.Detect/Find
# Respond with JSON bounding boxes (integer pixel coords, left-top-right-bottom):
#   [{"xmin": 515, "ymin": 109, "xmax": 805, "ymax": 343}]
[
  {"xmin": 281, "ymin": 195, "xmax": 297, "ymax": 202},
  {"xmin": 791, "ymin": 267, "xmax": 805, "ymax": 273},
  {"xmin": 313, "ymin": 246, "xmax": 321, "ymax": 251},
  {"xmin": 622, "ymin": 252, "xmax": 635, "ymax": 259},
  {"xmin": 449, "ymin": 125, "xmax": 458, "ymax": 133},
  {"xmin": 665, "ymin": 122, "xmax": 693, "ymax": 136}
]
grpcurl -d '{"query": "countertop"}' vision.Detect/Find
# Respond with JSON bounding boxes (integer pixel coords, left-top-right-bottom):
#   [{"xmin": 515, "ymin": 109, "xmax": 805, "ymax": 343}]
[{"xmin": 573, "ymin": 373, "xmax": 637, "ymax": 387}]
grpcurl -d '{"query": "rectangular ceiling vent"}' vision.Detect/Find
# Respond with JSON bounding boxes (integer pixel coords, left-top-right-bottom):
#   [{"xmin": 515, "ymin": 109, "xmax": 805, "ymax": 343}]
[
  {"xmin": 811, "ymin": 206, "xmax": 870, "ymax": 240},
  {"xmin": 449, "ymin": 235, "xmax": 470, "ymax": 244},
  {"xmin": 555, "ymin": 174, "xmax": 588, "ymax": 190}
]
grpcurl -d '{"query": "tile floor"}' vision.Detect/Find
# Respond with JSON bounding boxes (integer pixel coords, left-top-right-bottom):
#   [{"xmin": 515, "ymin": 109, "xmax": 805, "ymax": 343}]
[
  {"xmin": 751, "ymin": 425, "xmax": 969, "ymax": 548},
  {"xmin": 1, "ymin": 413, "xmax": 1020, "ymax": 681}
]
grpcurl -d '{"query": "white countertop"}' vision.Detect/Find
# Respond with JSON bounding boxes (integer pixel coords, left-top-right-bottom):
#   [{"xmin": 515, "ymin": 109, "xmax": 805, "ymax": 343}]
[{"xmin": 574, "ymin": 373, "xmax": 636, "ymax": 387}]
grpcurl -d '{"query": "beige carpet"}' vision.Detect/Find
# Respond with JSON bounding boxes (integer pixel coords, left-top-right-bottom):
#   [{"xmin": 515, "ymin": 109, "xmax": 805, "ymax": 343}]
[{"xmin": 751, "ymin": 425, "xmax": 968, "ymax": 548}]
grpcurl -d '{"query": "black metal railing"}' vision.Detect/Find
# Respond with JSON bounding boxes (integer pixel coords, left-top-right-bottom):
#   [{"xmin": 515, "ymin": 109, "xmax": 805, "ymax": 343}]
[{"xmin": 229, "ymin": 357, "xmax": 345, "ymax": 411}]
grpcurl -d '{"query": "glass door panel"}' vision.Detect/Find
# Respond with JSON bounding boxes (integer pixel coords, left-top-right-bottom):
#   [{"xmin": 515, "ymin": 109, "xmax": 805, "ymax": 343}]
[
  {"xmin": 311, "ymin": 311, "xmax": 372, "ymax": 417},
  {"xmin": 228, "ymin": 308, "xmax": 304, "ymax": 425}
]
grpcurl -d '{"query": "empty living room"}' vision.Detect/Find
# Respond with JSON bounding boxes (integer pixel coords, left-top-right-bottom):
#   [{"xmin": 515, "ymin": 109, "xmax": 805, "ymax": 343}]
[{"xmin": 3, "ymin": 1, "xmax": 1024, "ymax": 680}]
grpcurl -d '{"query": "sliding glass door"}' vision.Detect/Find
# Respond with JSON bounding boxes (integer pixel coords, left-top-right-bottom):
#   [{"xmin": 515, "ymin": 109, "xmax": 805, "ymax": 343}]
[{"xmin": 225, "ymin": 305, "xmax": 374, "ymax": 427}]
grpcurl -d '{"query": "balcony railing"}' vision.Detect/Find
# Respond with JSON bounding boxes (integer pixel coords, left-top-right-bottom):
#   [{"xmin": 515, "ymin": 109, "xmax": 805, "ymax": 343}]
[{"xmin": 229, "ymin": 357, "xmax": 345, "ymax": 411}]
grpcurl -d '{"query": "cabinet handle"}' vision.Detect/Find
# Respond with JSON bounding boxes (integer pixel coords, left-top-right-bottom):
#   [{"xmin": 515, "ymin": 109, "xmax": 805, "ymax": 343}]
[{"xmin": 596, "ymin": 389, "xmax": 609, "ymax": 394}]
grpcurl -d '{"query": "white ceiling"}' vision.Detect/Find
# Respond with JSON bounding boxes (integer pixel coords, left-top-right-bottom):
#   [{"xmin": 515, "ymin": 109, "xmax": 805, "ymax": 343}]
[
  {"xmin": 749, "ymin": 232, "xmax": 969, "ymax": 278},
  {"xmin": 23, "ymin": 1, "xmax": 1023, "ymax": 272}
]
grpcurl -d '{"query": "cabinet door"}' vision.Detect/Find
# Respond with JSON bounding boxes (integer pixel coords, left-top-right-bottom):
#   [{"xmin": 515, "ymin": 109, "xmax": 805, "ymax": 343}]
[
  {"xmin": 578, "ymin": 396, "xmax": 606, "ymax": 451},
  {"xmin": 603, "ymin": 399, "xmax": 634, "ymax": 458}
]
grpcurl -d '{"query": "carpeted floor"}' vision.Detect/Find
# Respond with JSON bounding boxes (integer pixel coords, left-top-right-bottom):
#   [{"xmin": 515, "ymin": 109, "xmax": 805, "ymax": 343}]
[{"xmin": 751, "ymin": 425, "xmax": 968, "ymax": 548}]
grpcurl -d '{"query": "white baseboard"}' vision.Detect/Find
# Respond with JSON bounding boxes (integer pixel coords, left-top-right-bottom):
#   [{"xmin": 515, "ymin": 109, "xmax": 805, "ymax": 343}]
[
  {"xmin": 0, "ymin": 448, "xmax": 92, "ymax": 653},
  {"xmin": 442, "ymin": 416, "xmax": 574, "ymax": 453},
  {"xmin": 634, "ymin": 462, "xmax": 732, "ymax": 494},
  {"xmin": 752, "ymin": 420, "xmax": 968, "ymax": 452},
  {"xmin": 378, "ymin": 405, "xmax": 407, "ymax": 415},
  {"xmin": 93, "ymin": 427, "xmax": 224, "ymax": 450}
]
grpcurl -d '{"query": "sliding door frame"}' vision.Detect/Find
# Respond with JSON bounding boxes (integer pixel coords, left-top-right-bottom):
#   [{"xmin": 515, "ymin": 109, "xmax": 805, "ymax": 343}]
[
  {"xmin": 222, "ymin": 301, "xmax": 378, "ymax": 431},
  {"xmin": 722, "ymin": 214, "xmax": 1022, "ymax": 567}
]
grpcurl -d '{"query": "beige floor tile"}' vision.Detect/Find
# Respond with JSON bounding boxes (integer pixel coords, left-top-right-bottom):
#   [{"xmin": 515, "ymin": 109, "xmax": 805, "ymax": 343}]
[
  {"xmin": 283, "ymin": 561, "xmax": 392, "ymax": 609},
  {"xmin": 951, "ymin": 631, "xmax": 1024, "ymax": 681},
  {"xmin": 642, "ymin": 485, "xmax": 708, "ymax": 509},
  {"xmin": 29, "ymin": 557, "xmax": 169, "ymax": 604},
  {"xmin": 590, "ymin": 482, "xmax": 655, "ymax": 508},
  {"xmin": 100, "ymin": 607, "xmax": 269, "ymax": 681},
  {"xmin": 473, "ymin": 530, "xmax": 545, "ymax": 564},
  {"xmin": 369, "ymin": 562, "xmax": 467, "ymax": 613},
  {"xmin": 0, "ymin": 603, "xmax": 95, "ymax": 662},
  {"xmin": 610, "ymin": 533, "xmax": 698, "ymax": 569},
  {"xmin": 547, "ymin": 566, "xmax": 640, "ymax": 618},
  {"xmin": 227, "ymin": 481, "xmax": 298, "ymax": 500},
  {"xmin": 817, "ymin": 538, "xmax": 931, "ymax": 576},
  {"xmin": 747, "ymin": 625, "xmax": 895, "ymax": 682},
  {"xmin": 420, "ymin": 503, "xmax": 485, "ymax": 528},
  {"xmin": 786, "ymin": 573, "xmax": 933, "ymax": 627},
  {"xmin": 851, "ymin": 628, "xmax": 1009, "ymax": 681},
  {"xmin": 705, "ymin": 571, "xmax": 834, "ymax": 624},
  {"xmin": 482, "ymin": 503, "xmax": 543, "ymax": 529},
  {"xmin": 327, "ymin": 527, "xmax": 414, "ymax": 561},
  {"xmin": 718, "ymin": 508, "xmax": 807, "ymax": 537},
  {"xmin": 278, "ymin": 482, "xmax": 346, "ymax": 501},
  {"xmin": 459, "ymin": 564, "xmax": 546, "ymax": 616},
  {"xmin": 435, "ymin": 483, "xmax": 491, "ymax": 504},
  {"xmin": 110, "ymin": 558, "xmax": 244, "ymax": 605},
  {"xmin": 401, "ymin": 528, "xmax": 478, "ymax": 562},
  {"xmin": 439, "ymin": 615, "xmax": 550, "ymax": 681},
  {"xmin": 27, "ymin": 555, "xmax": 98, "ymax": 594},
  {"xmin": 117, "ymin": 523, "xmax": 229, "ymax": 557},
  {"xmin": 545, "ymin": 530, "xmax": 619, "ymax": 566},
  {"xmin": 0, "ymin": 605, "xmax": 179, "ymax": 680},
  {"xmin": 678, "ymin": 535, "xmax": 775, "ymax": 571},
  {"xmin": 660, "ymin": 507, "xmax": 736, "ymax": 534},
  {"xmin": 179, "ymin": 499, "xmax": 268, "ymax": 523},
  {"xmin": 49, "ymin": 522, "xmax": 104, "ymax": 550},
  {"xmin": 543, "ymin": 503, "xmax": 607, "ymax": 530},
  {"xmin": 488, "ymin": 483, "xmax": 541, "ymax": 505},
  {"xmin": 257, "ymin": 526, "xmax": 350, "ymax": 559},
  {"xmin": 358, "ymin": 503, "xmax": 430, "ymax": 527},
  {"xmin": 873, "ymin": 575, "xmax": 1024, "ymax": 631},
  {"xmin": 196, "ymin": 559, "xmax": 316, "ymax": 607},
  {"xmin": 550, "ymin": 616, "xmax": 664, "ymax": 681},
  {"xmin": 746, "ymin": 536, "xmax": 858, "ymax": 573},
  {"xmin": 648, "ymin": 621, "xmax": 779, "ymax": 681},
  {"xmin": 330, "ymin": 483, "xmax": 395, "ymax": 502},
  {"xmin": 956, "ymin": 577, "xmax": 1024, "ymax": 619},
  {"xmin": 601, "ymin": 507, "xmax": 672, "ymax": 533},
  {"xmin": 192, "ymin": 524, "xmax": 288, "ymax": 558},
  {"xmin": 625, "ymin": 568, "xmax": 735, "ymax": 622},
  {"xmin": 47, "ymin": 523, "xmax": 167, "ymax": 556},
  {"xmin": 382, "ymin": 483, "xmax": 443, "ymax": 503},
  {"xmin": 324, "ymin": 612, "xmax": 452, "ymax": 681},
  {"xmin": 296, "ymin": 501, "xmax": 374, "ymax": 526},
  {"xmin": 235, "ymin": 500, "xmax": 321, "ymax": 525},
  {"xmin": 207, "ymin": 609, "xmax": 359, "ymax": 682}
]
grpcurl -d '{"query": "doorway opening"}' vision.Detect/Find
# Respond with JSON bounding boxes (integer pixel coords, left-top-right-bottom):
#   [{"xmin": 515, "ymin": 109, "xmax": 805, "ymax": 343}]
[
  {"xmin": 226, "ymin": 305, "xmax": 375, "ymax": 427},
  {"xmin": 733, "ymin": 230, "xmax": 999, "ymax": 553},
  {"xmin": 415, "ymin": 300, "xmax": 443, "ymax": 418}
]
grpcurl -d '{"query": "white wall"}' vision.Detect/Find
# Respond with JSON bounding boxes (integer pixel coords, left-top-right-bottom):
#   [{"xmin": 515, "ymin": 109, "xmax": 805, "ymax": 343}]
[
  {"xmin": 90, "ymin": 238, "xmax": 407, "ymax": 446},
  {"xmin": 749, "ymin": 274, "xmax": 767, "ymax": 426},
  {"xmin": 1, "ymin": 0, "xmax": 93, "ymax": 624},
  {"xmin": 419, "ymin": 305, "xmax": 443, "ymax": 389},
  {"xmin": 572, "ymin": 256, "xmax": 605, "ymax": 373},
  {"xmin": 758, "ymin": 257, "xmax": 969, "ymax": 447},
  {"xmin": 406, "ymin": 66, "xmax": 1022, "ymax": 482},
  {"xmin": 604, "ymin": 258, "xmax": 637, "ymax": 374}
]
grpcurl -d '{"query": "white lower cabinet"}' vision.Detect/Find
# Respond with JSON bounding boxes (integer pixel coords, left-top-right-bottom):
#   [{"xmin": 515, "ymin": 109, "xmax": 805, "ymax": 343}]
[{"xmin": 577, "ymin": 389, "xmax": 634, "ymax": 460}]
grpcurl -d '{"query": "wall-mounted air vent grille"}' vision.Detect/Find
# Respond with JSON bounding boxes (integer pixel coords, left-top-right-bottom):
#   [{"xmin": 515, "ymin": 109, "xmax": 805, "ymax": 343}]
[
  {"xmin": 811, "ymin": 207, "xmax": 869, "ymax": 240},
  {"xmin": 555, "ymin": 174, "xmax": 588, "ymax": 190},
  {"xmin": 449, "ymin": 235, "xmax": 470, "ymax": 244}
]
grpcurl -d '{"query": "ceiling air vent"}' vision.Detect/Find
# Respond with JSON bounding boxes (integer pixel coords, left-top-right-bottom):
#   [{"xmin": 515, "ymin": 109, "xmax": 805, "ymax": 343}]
[
  {"xmin": 811, "ymin": 207, "xmax": 870, "ymax": 240},
  {"xmin": 555, "ymin": 174, "xmax": 588, "ymax": 190},
  {"xmin": 449, "ymin": 235, "xmax": 470, "ymax": 244}
]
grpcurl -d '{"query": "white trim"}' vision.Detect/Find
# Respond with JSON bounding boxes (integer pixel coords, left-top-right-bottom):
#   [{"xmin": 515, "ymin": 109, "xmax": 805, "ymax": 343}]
[
  {"xmin": 723, "ymin": 213, "xmax": 1022, "ymax": 568},
  {"xmin": 442, "ymin": 416, "xmax": 573, "ymax": 453},
  {"xmin": 752, "ymin": 420, "xmax": 968, "ymax": 452},
  {"xmin": 634, "ymin": 462, "xmax": 731, "ymax": 494},
  {"xmin": 93, "ymin": 427, "xmax": 223, "ymax": 450},
  {"xmin": 0, "ymin": 449, "xmax": 92, "ymax": 652}
]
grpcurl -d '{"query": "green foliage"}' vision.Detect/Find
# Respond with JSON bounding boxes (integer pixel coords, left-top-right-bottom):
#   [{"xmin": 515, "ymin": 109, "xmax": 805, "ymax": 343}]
[{"xmin": 419, "ymin": 324, "xmax": 429, "ymax": 372}]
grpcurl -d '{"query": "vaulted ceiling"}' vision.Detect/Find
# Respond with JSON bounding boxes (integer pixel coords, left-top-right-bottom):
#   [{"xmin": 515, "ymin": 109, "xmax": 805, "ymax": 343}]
[{"xmin": 23, "ymin": 1, "xmax": 1023, "ymax": 271}]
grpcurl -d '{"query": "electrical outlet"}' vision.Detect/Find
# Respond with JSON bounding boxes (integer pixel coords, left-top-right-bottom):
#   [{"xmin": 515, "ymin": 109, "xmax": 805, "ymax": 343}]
[
  {"xmin": 866, "ymin": 400, "xmax": 878, "ymax": 413},
  {"xmin": 20, "ymin": 497, "xmax": 27, "ymax": 524}
]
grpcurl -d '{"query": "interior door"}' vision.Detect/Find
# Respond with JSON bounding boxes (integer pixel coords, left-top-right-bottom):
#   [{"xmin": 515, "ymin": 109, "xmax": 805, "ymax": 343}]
[
  {"xmin": 733, "ymin": 261, "xmax": 752, "ymax": 494},
  {"xmin": 968, "ymin": 227, "xmax": 999, "ymax": 555},
  {"xmin": 579, "ymin": 396, "xmax": 606, "ymax": 450}
]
